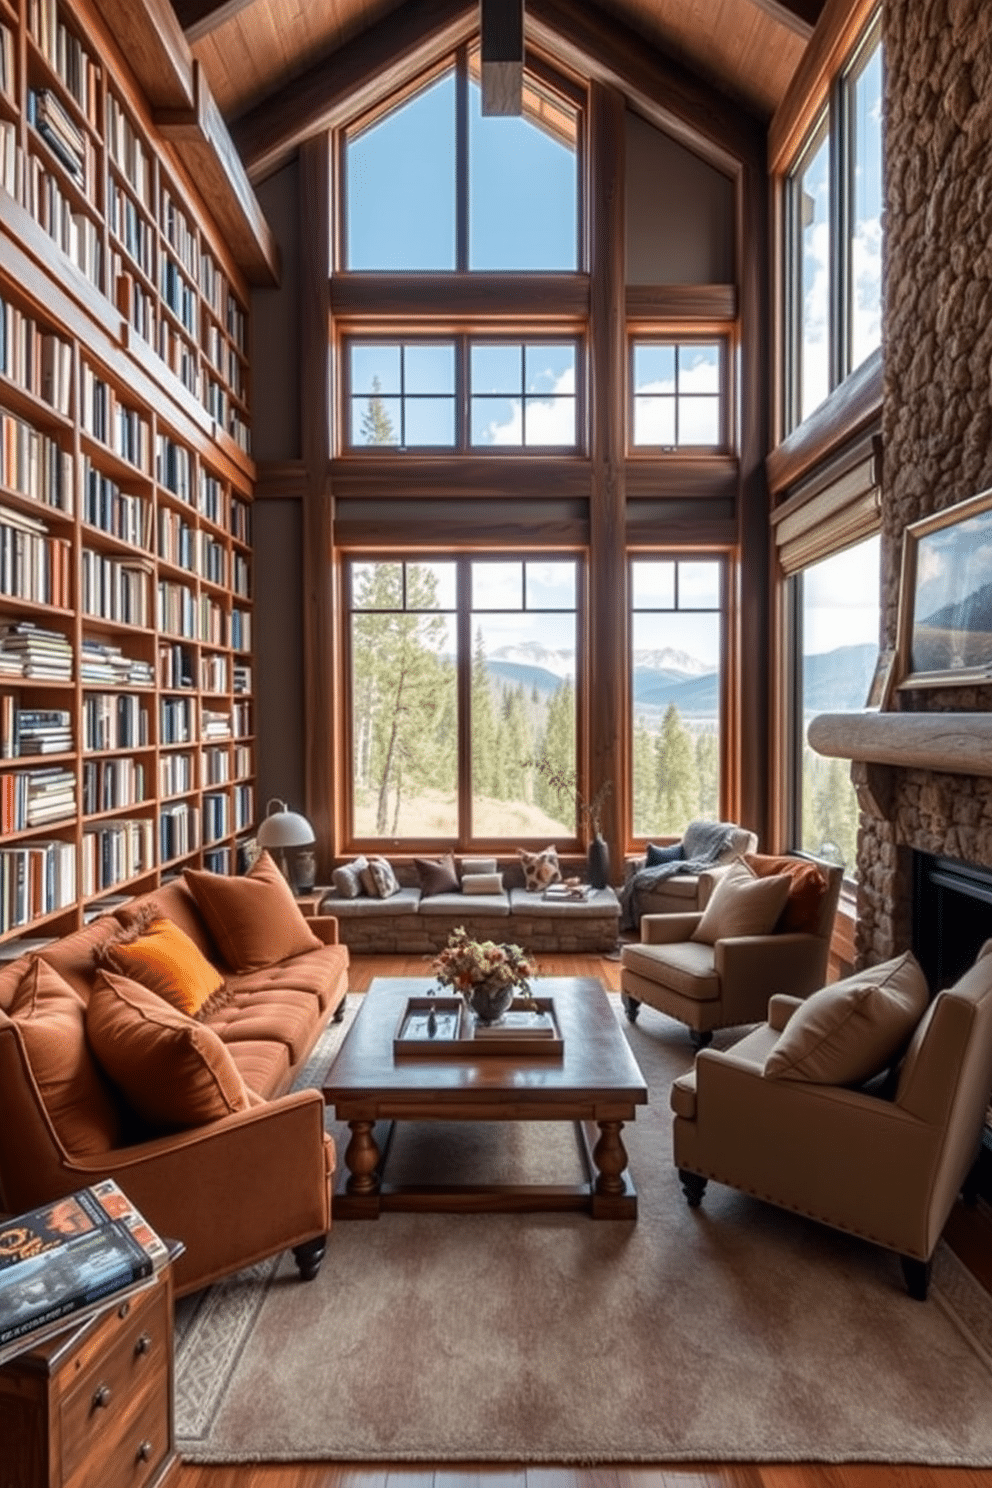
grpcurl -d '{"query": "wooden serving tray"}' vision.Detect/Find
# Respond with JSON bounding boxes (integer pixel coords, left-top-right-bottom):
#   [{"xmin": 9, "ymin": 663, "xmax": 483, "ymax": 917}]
[{"xmin": 393, "ymin": 996, "xmax": 563, "ymax": 1057}]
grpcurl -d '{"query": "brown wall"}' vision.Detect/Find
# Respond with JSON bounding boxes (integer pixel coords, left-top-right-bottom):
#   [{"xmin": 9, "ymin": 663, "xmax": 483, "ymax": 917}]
[
  {"xmin": 857, "ymin": 0, "xmax": 992, "ymax": 961},
  {"xmin": 625, "ymin": 111, "xmax": 734, "ymax": 284},
  {"xmin": 251, "ymin": 161, "xmax": 301, "ymax": 462}
]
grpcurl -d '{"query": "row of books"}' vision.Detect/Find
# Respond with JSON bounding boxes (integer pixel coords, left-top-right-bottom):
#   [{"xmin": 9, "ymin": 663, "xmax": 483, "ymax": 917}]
[
  {"xmin": 107, "ymin": 91, "xmax": 151, "ymax": 209},
  {"xmin": 160, "ymin": 694, "xmax": 194, "ymax": 744},
  {"xmin": 228, "ymin": 408, "xmax": 251, "ymax": 455},
  {"xmin": 233, "ymin": 700, "xmax": 251, "ymax": 738},
  {"xmin": 82, "ymin": 691, "xmax": 149, "ymax": 751},
  {"xmin": 80, "ymin": 365, "xmax": 151, "ymax": 470},
  {"xmin": 81, "ymin": 754, "xmax": 146, "ymax": 814},
  {"xmin": 108, "ymin": 178, "xmax": 155, "ymax": 280},
  {"xmin": 82, "ymin": 816, "xmax": 154, "ymax": 894},
  {"xmin": 0, "ymin": 119, "xmax": 18, "ymax": 197},
  {"xmin": 159, "ymin": 750, "xmax": 192, "ymax": 797},
  {"xmin": 27, "ymin": 0, "xmax": 102, "ymax": 127},
  {"xmin": 156, "ymin": 435, "xmax": 192, "ymax": 503},
  {"xmin": 234, "ymin": 781, "xmax": 253, "ymax": 831},
  {"xmin": 157, "ymin": 511, "xmax": 227, "ymax": 584},
  {"xmin": 202, "ymin": 744, "xmax": 230, "ymax": 785},
  {"xmin": 158, "ymin": 641, "xmax": 193, "ymax": 690},
  {"xmin": 0, "ymin": 22, "xmax": 12, "ymax": 105},
  {"xmin": 233, "ymin": 552, "xmax": 250, "ymax": 597},
  {"xmin": 0, "ymin": 503, "xmax": 72, "ymax": 605},
  {"xmin": 0, "ymin": 404, "xmax": 74, "ymax": 512},
  {"xmin": 0, "ymin": 1182, "xmax": 172, "ymax": 1365},
  {"xmin": 231, "ymin": 607, "xmax": 252, "ymax": 652},
  {"xmin": 0, "ymin": 297, "xmax": 73, "ymax": 416},
  {"xmin": 0, "ymin": 700, "xmax": 72, "ymax": 758},
  {"xmin": 200, "ymin": 653, "xmax": 228, "ymax": 693},
  {"xmin": 82, "ymin": 457, "xmax": 152, "ymax": 549},
  {"xmin": 23, "ymin": 153, "xmax": 102, "ymax": 288},
  {"xmin": 27, "ymin": 87, "xmax": 94, "ymax": 196},
  {"xmin": 81, "ymin": 548, "xmax": 152, "ymax": 626},
  {"xmin": 159, "ymin": 799, "xmax": 198, "ymax": 862},
  {"xmin": 203, "ymin": 843, "xmax": 231, "ymax": 874},
  {"xmin": 234, "ymin": 662, "xmax": 251, "ymax": 695},
  {"xmin": 157, "ymin": 317, "xmax": 198, "ymax": 396},
  {"xmin": 0, "ymin": 765, "xmax": 76, "ymax": 833},
  {"xmin": 80, "ymin": 636, "xmax": 154, "ymax": 686},
  {"xmin": 160, "ymin": 255, "xmax": 197, "ymax": 337},
  {"xmin": 202, "ymin": 789, "xmax": 229, "ymax": 843},
  {"xmin": 0, "ymin": 621, "xmax": 73, "ymax": 679},
  {"xmin": 161, "ymin": 188, "xmax": 198, "ymax": 280},
  {"xmin": 201, "ymin": 707, "xmax": 232, "ymax": 741},
  {"xmin": 0, "ymin": 837, "xmax": 75, "ymax": 930}
]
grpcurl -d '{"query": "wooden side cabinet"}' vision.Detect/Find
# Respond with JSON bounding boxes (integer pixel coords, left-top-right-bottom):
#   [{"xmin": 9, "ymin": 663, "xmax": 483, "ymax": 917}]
[{"xmin": 0, "ymin": 1265, "xmax": 177, "ymax": 1488}]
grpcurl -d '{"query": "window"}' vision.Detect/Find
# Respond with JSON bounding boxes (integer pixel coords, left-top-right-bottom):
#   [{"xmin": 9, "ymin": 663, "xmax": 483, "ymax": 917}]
[
  {"xmin": 783, "ymin": 14, "xmax": 882, "ymax": 432},
  {"xmin": 346, "ymin": 556, "xmax": 580, "ymax": 846},
  {"xmin": 630, "ymin": 341, "xmax": 724, "ymax": 448},
  {"xmin": 343, "ymin": 50, "xmax": 579, "ymax": 273},
  {"xmin": 345, "ymin": 338, "xmax": 580, "ymax": 451},
  {"xmin": 630, "ymin": 558, "xmax": 724, "ymax": 838},
  {"xmin": 792, "ymin": 535, "xmax": 880, "ymax": 879}
]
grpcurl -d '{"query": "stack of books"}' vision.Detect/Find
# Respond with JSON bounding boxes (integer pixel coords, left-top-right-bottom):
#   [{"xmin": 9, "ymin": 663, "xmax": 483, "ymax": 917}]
[
  {"xmin": 27, "ymin": 88, "xmax": 88, "ymax": 186},
  {"xmin": 0, "ymin": 1181, "xmax": 172, "ymax": 1365},
  {"xmin": 542, "ymin": 882, "xmax": 591, "ymax": 902},
  {"xmin": 0, "ymin": 703, "xmax": 72, "ymax": 757},
  {"xmin": 80, "ymin": 636, "xmax": 154, "ymax": 686},
  {"xmin": 0, "ymin": 622, "xmax": 73, "ymax": 680}
]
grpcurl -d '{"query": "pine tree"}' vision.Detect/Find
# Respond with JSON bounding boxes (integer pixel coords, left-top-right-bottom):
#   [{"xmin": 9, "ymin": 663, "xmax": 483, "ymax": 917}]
[
  {"xmin": 360, "ymin": 375, "xmax": 397, "ymax": 446},
  {"xmin": 654, "ymin": 703, "xmax": 698, "ymax": 835},
  {"xmin": 695, "ymin": 729, "xmax": 719, "ymax": 818},
  {"xmin": 535, "ymin": 679, "xmax": 575, "ymax": 829},
  {"xmin": 471, "ymin": 628, "xmax": 499, "ymax": 802},
  {"xmin": 632, "ymin": 718, "xmax": 655, "ymax": 836}
]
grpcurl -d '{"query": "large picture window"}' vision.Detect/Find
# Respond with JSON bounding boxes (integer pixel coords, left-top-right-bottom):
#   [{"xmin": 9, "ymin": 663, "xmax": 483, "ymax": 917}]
[
  {"xmin": 630, "ymin": 558, "xmax": 724, "ymax": 838},
  {"xmin": 346, "ymin": 555, "xmax": 581, "ymax": 847}
]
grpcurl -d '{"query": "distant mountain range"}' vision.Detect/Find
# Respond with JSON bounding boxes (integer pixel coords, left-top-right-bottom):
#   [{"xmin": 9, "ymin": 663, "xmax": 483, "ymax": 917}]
[{"xmin": 486, "ymin": 640, "xmax": 879, "ymax": 718}]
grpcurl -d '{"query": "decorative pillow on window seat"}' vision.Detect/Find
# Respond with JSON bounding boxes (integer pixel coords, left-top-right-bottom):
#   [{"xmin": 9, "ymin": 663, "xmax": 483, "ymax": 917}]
[
  {"xmin": 98, "ymin": 907, "xmax": 223, "ymax": 1018},
  {"xmin": 518, "ymin": 845, "xmax": 561, "ymax": 892},
  {"xmin": 646, "ymin": 841, "xmax": 685, "ymax": 867},
  {"xmin": 184, "ymin": 850, "xmax": 323, "ymax": 973},
  {"xmin": 414, "ymin": 853, "xmax": 460, "ymax": 897},
  {"xmin": 332, "ymin": 856, "xmax": 368, "ymax": 899},
  {"xmin": 87, "ymin": 970, "xmax": 252, "ymax": 1131},
  {"xmin": 359, "ymin": 856, "xmax": 402, "ymax": 899}
]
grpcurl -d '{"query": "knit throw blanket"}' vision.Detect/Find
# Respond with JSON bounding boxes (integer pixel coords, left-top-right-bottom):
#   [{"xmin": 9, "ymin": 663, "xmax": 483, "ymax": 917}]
[{"xmin": 619, "ymin": 820, "xmax": 742, "ymax": 931}]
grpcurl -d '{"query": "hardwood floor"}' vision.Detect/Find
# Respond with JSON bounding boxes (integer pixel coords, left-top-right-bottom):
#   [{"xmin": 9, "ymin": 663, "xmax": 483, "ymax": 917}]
[{"xmin": 175, "ymin": 952, "xmax": 992, "ymax": 1488}]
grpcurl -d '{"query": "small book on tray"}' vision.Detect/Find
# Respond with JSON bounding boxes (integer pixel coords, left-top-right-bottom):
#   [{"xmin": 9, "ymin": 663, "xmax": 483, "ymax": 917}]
[
  {"xmin": 542, "ymin": 882, "xmax": 590, "ymax": 901},
  {"xmin": 473, "ymin": 1008, "xmax": 557, "ymax": 1038}
]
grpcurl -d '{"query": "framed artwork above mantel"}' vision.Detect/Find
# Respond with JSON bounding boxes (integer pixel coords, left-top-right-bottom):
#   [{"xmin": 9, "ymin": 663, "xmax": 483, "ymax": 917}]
[{"xmin": 895, "ymin": 488, "xmax": 992, "ymax": 691}]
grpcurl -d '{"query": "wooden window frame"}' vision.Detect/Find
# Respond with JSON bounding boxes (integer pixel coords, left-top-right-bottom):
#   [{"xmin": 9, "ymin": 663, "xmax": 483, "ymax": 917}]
[
  {"xmin": 340, "ymin": 549, "xmax": 588, "ymax": 856},
  {"xmin": 627, "ymin": 334, "xmax": 731, "ymax": 455}
]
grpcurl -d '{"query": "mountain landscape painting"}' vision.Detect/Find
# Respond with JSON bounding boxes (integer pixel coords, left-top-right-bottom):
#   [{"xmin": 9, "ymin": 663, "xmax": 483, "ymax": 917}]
[{"xmin": 907, "ymin": 496, "xmax": 992, "ymax": 681}]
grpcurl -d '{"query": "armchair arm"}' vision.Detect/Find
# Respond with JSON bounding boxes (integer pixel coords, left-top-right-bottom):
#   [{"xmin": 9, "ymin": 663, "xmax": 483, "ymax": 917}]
[
  {"xmin": 309, "ymin": 914, "xmax": 340, "ymax": 945},
  {"xmin": 641, "ymin": 911, "xmax": 702, "ymax": 943},
  {"xmin": 66, "ymin": 1090, "xmax": 333, "ymax": 1295},
  {"xmin": 714, "ymin": 932, "xmax": 829, "ymax": 1024},
  {"xmin": 696, "ymin": 863, "xmax": 735, "ymax": 909},
  {"xmin": 677, "ymin": 1050, "xmax": 943, "ymax": 1258},
  {"xmin": 768, "ymin": 993, "xmax": 804, "ymax": 1032}
]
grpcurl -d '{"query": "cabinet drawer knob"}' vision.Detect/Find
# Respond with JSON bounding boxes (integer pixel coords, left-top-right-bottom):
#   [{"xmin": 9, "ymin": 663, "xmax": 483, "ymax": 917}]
[
  {"xmin": 117, "ymin": 1300, "xmax": 131, "ymax": 1320},
  {"xmin": 137, "ymin": 1440, "xmax": 154, "ymax": 1462},
  {"xmin": 135, "ymin": 1332, "xmax": 153, "ymax": 1356},
  {"xmin": 92, "ymin": 1384, "xmax": 112, "ymax": 1409}
]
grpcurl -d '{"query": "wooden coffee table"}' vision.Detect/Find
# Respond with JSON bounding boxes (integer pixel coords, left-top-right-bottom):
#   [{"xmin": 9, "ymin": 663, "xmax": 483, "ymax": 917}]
[{"xmin": 322, "ymin": 975, "xmax": 648, "ymax": 1220}]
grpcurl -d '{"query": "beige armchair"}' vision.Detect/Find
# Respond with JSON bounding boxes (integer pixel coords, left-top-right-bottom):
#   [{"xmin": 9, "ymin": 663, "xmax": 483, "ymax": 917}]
[
  {"xmin": 624, "ymin": 822, "xmax": 758, "ymax": 923},
  {"xmin": 620, "ymin": 856, "xmax": 843, "ymax": 1047},
  {"xmin": 671, "ymin": 944, "xmax": 992, "ymax": 1299}
]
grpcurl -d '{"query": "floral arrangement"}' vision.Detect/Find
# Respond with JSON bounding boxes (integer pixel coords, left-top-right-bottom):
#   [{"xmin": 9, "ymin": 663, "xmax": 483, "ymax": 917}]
[
  {"xmin": 432, "ymin": 926, "xmax": 534, "ymax": 995},
  {"xmin": 523, "ymin": 755, "xmax": 612, "ymax": 837}
]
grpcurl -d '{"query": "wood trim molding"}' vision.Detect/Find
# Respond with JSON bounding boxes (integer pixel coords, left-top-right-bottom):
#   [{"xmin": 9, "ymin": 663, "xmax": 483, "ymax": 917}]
[
  {"xmin": 769, "ymin": 0, "xmax": 879, "ymax": 172},
  {"xmin": 329, "ymin": 457, "xmax": 591, "ymax": 501},
  {"xmin": 174, "ymin": 0, "xmax": 254, "ymax": 43},
  {"xmin": 88, "ymin": 0, "xmax": 194, "ymax": 110},
  {"xmin": 625, "ymin": 456, "xmax": 738, "ymax": 501},
  {"xmin": 625, "ymin": 285, "xmax": 737, "ymax": 322},
  {"xmin": 232, "ymin": 0, "xmax": 476, "ymax": 182},
  {"xmin": 255, "ymin": 461, "xmax": 308, "ymax": 499},
  {"xmin": 330, "ymin": 273, "xmax": 590, "ymax": 322},
  {"xmin": 749, "ymin": 0, "xmax": 823, "ymax": 35},
  {"xmin": 766, "ymin": 347, "xmax": 882, "ymax": 497}
]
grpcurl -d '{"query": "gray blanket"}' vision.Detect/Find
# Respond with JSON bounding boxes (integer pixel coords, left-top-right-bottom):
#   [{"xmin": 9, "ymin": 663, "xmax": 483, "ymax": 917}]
[{"xmin": 619, "ymin": 820, "xmax": 742, "ymax": 931}]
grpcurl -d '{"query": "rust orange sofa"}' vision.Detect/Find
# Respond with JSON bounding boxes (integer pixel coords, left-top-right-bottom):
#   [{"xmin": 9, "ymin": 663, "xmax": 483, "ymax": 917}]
[{"xmin": 0, "ymin": 869, "xmax": 348, "ymax": 1297}]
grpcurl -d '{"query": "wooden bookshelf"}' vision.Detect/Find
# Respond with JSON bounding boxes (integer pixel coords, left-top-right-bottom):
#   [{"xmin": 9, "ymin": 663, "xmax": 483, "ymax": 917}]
[{"xmin": 0, "ymin": 0, "xmax": 265, "ymax": 944}]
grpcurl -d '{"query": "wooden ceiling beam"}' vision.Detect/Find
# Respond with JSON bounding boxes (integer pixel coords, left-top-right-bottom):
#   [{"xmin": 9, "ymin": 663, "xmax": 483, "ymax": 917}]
[
  {"xmin": 232, "ymin": 0, "xmax": 476, "ymax": 181},
  {"xmin": 481, "ymin": 0, "xmax": 524, "ymax": 115},
  {"xmin": 748, "ymin": 0, "xmax": 823, "ymax": 38},
  {"xmin": 173, "ymin": 0, "xmax": 257, "ymax": 45}
]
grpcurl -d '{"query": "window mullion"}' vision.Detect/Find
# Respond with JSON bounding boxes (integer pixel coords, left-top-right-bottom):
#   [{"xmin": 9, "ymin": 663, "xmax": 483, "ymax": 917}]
[
  {"xmin": 456, "ymin": 48, "xmax": 469, "ymax": 273},
  {"xmin": 456, "ymin": 555, "xmax": 473, "ymax": 845}
]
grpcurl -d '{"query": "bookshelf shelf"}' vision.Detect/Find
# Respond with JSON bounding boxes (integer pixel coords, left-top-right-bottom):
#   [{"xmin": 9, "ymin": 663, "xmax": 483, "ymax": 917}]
[{"xmin": 0, "ymin": 0, "xmax": 261, "ymax": 943}]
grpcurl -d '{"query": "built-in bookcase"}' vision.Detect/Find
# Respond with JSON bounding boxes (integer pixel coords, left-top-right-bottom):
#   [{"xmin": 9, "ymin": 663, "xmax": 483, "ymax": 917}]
[{"xmin": 0, "ymin": 0, "xmax": 257, "ymax": 943}]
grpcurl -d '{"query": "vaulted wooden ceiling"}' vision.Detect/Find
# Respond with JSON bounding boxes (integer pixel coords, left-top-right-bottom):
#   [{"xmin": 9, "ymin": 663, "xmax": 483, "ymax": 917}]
[{"xmin": 173, "ymin": 0, "xmax": 821, "ymax": 134}]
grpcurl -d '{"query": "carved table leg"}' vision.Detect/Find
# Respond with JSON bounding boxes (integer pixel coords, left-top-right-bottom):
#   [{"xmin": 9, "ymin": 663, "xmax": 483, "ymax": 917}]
[
  {"xmin": 592, "ymin": 1120, "xmax": 629, "ymax": 1196},
  {"xmin": 344, "ymin": 1120, "xmax": 381, "ymax": 1196}
]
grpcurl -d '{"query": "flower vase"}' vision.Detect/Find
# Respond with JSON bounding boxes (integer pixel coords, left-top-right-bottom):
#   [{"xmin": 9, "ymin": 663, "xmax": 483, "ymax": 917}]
[
  {"xmin": 587, "ymin": 833, "xmax": 610, "ymax": 890},
  {"xmin": 468, "ymin": 974, "xmax": 515, "ymax": 1025}
]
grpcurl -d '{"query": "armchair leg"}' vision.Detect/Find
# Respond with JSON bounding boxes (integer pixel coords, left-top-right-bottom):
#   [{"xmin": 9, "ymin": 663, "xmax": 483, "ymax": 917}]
[
  {"xmin": 293, "ymin": 1235, "xmax": 327, "ymax": 1281},
  {"xmin": 333, "ymin": 997, "xmax": 347, "ymax": 1024},
  {"xmin": 679, "ymin": 1169, "xmax": 708, "ymax": 1208},
  {"xmin": 621, "ymin": 993, "xmax": 641, "ymax": 1023},
  {"xmin": 688, "ymin": 1028, "xmax": 712, "ymax": 1051},
  {"xmin": 900, "ymin": 1254, "xmax": 932, "ymax": 1301}
]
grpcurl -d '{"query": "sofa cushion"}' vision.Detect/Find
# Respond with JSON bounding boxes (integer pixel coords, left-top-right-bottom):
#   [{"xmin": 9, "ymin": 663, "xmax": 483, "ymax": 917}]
[
  {"xmin": 646, "ymin": 841, "xmax": 685, "ymax": 867},
  {"xmin": 418, "ymin": 891, "xmax": 510, "ymax": 917},
  {"xmin": 360, "ymin": 856, "xmax": 401, "ymax": 898},
  {"xmin": 204, "ymin": 987, "xmax": 321, "ymax": 1062},
  {"xmin": 415, "ymin": 853, "xmax": 460, "ymax": 897},
  {"xmin": 321, "ymin": 886, "xmax": 421, "ymax": 916},
  {"xmin": 87, "ymin": 969, "xmax": 251, "ymax": 1129},
  {"xmin": 10, "ymin": 959, "xmax": 121, "ymax": 1155},
  {"xmin": 518, "ymin": 845, "xmax": 561, "ymax": 892},
  {"xmin": 223, "ymin": 1037, "xmax": 291, "ymax": 1099},
  {"xmin": 691, "ymin": 859, "xmax": 791, "ymax": 946},
  {"xmin": 38, "ymin": 916, "xmax": 120, "ymax": 1003},
  {"xmin": 764, "ymin": 950, "xmax": 929, "ymax": 1085},
  {"xmin": 744, "ymin": 853, "xmax": 829, "ymax": 934},
  {"xmin": 509, "ymin": 887, "xmax": 621, "ymax": 919},
  {"xmin": 184, "ymin": 851, "xmax": 322, "ymax": 973},
  {"xmin": 332, "ymin": 856, "xmax": 368, "ymax": 899},
  {"xmin": 620, "ymin": 940, "xmax": 720, "ymax": 1001},
  {"xmin": 101, "ymin": 916, "xmax": 223, "ymax": 1018},
  {"xmin": 227, "ymin": 946, "xmax": 347, "ymax": 1011}
]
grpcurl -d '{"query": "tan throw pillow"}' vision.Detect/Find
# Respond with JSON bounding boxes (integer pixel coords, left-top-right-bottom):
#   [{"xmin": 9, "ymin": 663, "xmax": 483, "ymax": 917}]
[
  {"xmin": 764, "ymin": 950, "xmax": 929, "ymax": 1085},
  {"xmin": 184, "ymin": 851, "xmax": 322, "ymax": 973},
  {"xmin": 414, "ymin": 853, "xmax": 460, "ymax": 897},
  {"xmin": 9, "ymin": 959, "xmax": 121, "ymax": 1155},
  {"xmin": 359, "ymin": 856, "xmax": 401, "ymax": 899},
  {"xmin": 462, "ymin": 871, "xmax": 503, "ymax": 895},
  {"xmin": 518, "ymin": 846, "xmax": 561, "ymax": 892},
  {"xmin": 101, "ymin": 915, "xmax": 223, "ymax": 1018},
  {"xmin": 332, "ymin": 856, "xmax": 368, "ymax": 899},
  {"xmin": 87, "ymin": 969, "xmax": 251, "ymax": 1130},
  {"xmin": 690, "ymin": 859, "xmax": 791, "ymax": 946},
  {"xmin": 744, "ymin": 853, "xmax": 830, "ymax": 934}
]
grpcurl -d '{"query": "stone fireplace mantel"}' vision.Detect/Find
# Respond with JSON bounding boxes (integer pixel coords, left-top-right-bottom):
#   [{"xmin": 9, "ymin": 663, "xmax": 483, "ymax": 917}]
[{"xmin": 808, "ymin": 712, "xmax": 992, "ymax": 777}]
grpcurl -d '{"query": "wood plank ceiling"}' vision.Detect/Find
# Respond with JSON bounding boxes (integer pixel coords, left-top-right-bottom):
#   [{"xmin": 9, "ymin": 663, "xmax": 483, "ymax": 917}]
[{"xmin": 181, "ymin": 0, "xmax": 819, "ymax": 141}]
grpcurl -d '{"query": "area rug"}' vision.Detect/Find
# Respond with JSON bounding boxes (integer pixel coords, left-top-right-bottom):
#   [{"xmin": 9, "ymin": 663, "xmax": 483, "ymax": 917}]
[{"xmin": 174, "ymin": 994, "xmax": 992, "ymax": 1465}]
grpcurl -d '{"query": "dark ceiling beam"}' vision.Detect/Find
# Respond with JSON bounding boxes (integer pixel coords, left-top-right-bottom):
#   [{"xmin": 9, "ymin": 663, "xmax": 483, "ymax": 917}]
[
  {"xmin": 172, "ymin": 0, "xmax": 256, "ymax": 44},
  {"xmin": 481, "ymin": 0, "xmax": 524, "ymax": 114},
  {"xmin": 232, "ymin": 0, "xmax": 476, "ymax": 181},
  {"xmin": 748, "ymin": 0, "xmax": 823, "ymax": 37}
]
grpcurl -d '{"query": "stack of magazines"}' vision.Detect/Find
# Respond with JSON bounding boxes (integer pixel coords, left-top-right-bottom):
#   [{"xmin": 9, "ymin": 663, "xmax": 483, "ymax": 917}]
[{"xmin": 0, "ymin": 1181, "xmax": 174, "ymax": 1364}]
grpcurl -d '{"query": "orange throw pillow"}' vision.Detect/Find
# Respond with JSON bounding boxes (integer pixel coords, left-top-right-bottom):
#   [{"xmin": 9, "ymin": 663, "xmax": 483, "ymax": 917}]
[
  {"xmin": 745, "ymin": 853, "xmax": 830, "ymax": 933},
  {"xmin": 104, "ymin": 916, "xmax": 223, "ymax": 1017},
  {"xmin": 183, "ymin": 850, "xmax": 322, "ymax": 973},
  {"xmin": 9, "ymin": 958, "xmax": 121, "ymax": 1155},
  {"xmin": 87, "ymin": 970, "xmax": 250, "ymax": 1130}
]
